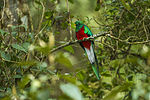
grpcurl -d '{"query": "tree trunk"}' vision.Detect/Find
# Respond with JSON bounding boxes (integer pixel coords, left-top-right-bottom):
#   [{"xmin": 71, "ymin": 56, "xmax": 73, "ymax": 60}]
[{"xmin": 0, "ymin": 0, "xmax": 33, "ymax": 32}]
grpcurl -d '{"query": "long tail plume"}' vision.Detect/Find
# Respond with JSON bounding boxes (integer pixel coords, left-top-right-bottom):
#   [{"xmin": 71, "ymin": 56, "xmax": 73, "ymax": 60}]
[{"xmin": 85, "ymin": 45, "xmax": 100, "ymax": 80}]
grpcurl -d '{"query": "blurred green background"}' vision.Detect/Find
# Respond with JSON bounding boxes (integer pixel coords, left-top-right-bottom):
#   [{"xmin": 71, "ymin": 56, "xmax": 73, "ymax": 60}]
[{"xmin": 0, "ymin": 0, "xmax": 150, "ymax": 100}]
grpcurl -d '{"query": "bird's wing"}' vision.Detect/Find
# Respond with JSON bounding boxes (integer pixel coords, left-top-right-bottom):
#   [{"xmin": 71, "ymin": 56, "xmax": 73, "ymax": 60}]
[{"xmin": 84, "ymin": 25, "xmax": 93, "ymax": 37}]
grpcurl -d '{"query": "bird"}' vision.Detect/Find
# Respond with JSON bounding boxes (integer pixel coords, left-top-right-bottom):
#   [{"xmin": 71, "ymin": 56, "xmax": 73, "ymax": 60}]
[{"xmin": 75, "ymin": 21, "xmax": 100, "ymax": 80}]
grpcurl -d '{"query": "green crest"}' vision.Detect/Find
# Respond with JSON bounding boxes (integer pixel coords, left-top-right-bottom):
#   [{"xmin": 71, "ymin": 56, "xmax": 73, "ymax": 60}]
[{"xmin": 75, "ymin": 21, "xmax": 84, "ymax": 32}]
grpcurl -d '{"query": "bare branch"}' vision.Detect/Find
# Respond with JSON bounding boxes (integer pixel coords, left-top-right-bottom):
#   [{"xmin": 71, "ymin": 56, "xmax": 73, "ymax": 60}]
[
  {"xmin": 50, "ymin": 32, "xmax": 108, "ymax": 53},
  {"xmin": 108, "ymin": 35, "xmax": 150, "ymax": 45},
  {"xmin": 50, "ymin": 32, "xmax": 150, "ymax": 53},
  {"xmin": 35, "ymin": 1, "xmax": 45, "ymax": 37}
]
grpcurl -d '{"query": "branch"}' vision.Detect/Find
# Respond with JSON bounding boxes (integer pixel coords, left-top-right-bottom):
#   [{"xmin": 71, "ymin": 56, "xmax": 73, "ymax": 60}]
[
  {"xmin": 50, "ymin": 32, "xmax": 150, "ymax": 53},
  {"xmin": 108, "ymin": 35, "xmax": 150, "ymax": 44},
  {"xmin": 50, "ymin": 32, "xmax": 108, "ymax": 53},
  {"xmin": 119, "ymin": 50, "xmax": 147, "ymax": 62},
  {"xmin": 35, "ymin": 1, "xmax": 45, "ymax": 37}
]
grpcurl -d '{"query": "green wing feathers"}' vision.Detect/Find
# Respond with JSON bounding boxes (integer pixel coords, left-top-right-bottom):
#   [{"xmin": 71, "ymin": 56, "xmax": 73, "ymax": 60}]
[{"xmin": 84, "ymin": 25, "xmax": 93, "ymax": 36}]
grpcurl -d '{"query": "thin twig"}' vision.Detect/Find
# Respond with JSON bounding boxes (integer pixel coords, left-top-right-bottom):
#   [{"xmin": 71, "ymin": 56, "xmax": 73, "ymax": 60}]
[
  {"xmin": 109, "ymin": 35, "xmax": 150, "ymax": 44},
  {"xmin": 50, "ymin": 32, "xmax": 150, "ymax": 53},
  {"xmin": 2, "ymin": 59, "xmax": 19, "ymax": 63},
  {"xmin": 35, "ymin": 1, "xmax": 45, "ymax": 38},
  {"xmin": 143, "ymin": 21, "xmax": 148, "ymax": 41},
  {"xmin": 28, "ymin": 8, "xmax": 34, "ymax": 32},
  {"xmin": 50, "ymin": 32, "xmax": 108, "ymax": 53},
  {"xmin": 124, "ymin": 8, "xmax": 136, "ymax": 17},
  {"xmin": 95, "ymin": 41, "xmax": 115, "ymax": 51}
]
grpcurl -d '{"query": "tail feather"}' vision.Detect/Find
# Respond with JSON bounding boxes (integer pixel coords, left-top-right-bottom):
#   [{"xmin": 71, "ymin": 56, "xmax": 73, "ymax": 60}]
[
  {"xmin": 94, "ymin": 51, "xmax": 100, "ymax": 80},
  {"xmin": 92, "ymin": 64, "xmax": 100, "ymax": 80},
  {"xmin": 85, "ymin": 45, "xmax": 100, "ymax": 80}
]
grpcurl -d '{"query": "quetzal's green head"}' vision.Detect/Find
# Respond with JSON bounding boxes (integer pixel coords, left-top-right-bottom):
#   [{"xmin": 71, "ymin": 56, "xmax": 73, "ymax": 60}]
[
  {"xmin": 75, "ymin": 21, "xmax": 84, "ymax": 32},
  {"xmin": 75, "ymin": 21, "xmax": 83, "ymax": 26}
]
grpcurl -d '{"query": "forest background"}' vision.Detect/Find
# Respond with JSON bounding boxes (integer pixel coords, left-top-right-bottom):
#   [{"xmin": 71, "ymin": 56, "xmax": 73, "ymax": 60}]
[{"xmin": 0, "ymin": 0, "xmax": 150, "ymax": 100}]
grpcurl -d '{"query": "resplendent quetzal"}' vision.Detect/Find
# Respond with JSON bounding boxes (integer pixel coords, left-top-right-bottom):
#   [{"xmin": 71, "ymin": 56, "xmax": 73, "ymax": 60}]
[{"xmin": 75, "ymin": 21, "xmax": 100, "ymax": 80}]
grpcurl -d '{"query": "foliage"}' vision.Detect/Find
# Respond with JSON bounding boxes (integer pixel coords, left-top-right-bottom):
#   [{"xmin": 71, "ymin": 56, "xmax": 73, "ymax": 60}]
[{"xmin": 0, "ymin": 0, "xmax": 150, "ymax": 100}]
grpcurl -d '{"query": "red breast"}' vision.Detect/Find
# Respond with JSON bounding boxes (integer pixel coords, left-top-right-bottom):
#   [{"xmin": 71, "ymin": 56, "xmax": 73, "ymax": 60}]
[{"xmin": 76, "ymin": 26, "xmax": 91, "ymax": 50}]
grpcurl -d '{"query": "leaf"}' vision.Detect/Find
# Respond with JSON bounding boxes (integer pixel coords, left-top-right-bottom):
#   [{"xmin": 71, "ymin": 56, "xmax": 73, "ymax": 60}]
[
  {"xmin": 11, "ymin": 44, "xmax": 27, "ymax": 53},
  {"xmin": 60, "ymin": 83, "xmax": 83, "ymax": 100},
  {"xmin": 36, "ymin": 46, "xmax": 51, "ymax": 54},
  {"xmin": 0, "ymin": 50, "xmax": 11, "ymax": 61},
  {"xmin": 0, "ymin": 29, "xmax": 9, "ymax": 36},
  {"xmin": 37, "ymin": 89, "xmax": 50, "ymax": 100},
  {"xmin": 12, "ymin": 85, "xmax": 17, "ymax": 96},
  {"xmin": 1, "ymin": 96, "xmax": 11, "ymax": 100},
  {"xmin": 11, "ymin": 32, "xmax": 17, "ymax": 37},
  {"xmin": 19, "ymin": 25, "xmax": 27, "ymax": 31},
  {"xmin": 60, "ymin": 75, "xmax": 77, "ymax": 84},
  {"xmin": 22, "ymin": 42, "xmax": 30, "ymax": 52},
  {"xmin": 131, "ymin": 0, "xmax": 135, "ymax": 4},
  {"xmin": 17, "ymin": 61, "xmax": 37, "ymax": 66},
  {"xmin": 95, "ymin": 0, "xmax": 103, "ymax": 11},
  {"xmin": 55, "ymin": 16, "xmax": 64, "ymax": 20},
  {"xmin": 13, "ymin": 75, "xmax": 22, "ymax": 79},
  {"xmin": 0, "ymin": 29, "xmax": 5, "ymax": 35},
  {"xmin": 95, "ymin": 4, "xmax": 100, "ymax": 11},
  {"xmin": 37, "ymin": 62, "xmax": 48, "ymax": 71},
  {"xmin": 55, "ymin": 53, "xmax": 72, "ymax": 68},
  {"xmin": 18, "ymin": 76, "xmax": 30, "ymax": 89},
  {"xmin": 102, "ymin": 82, "xmax": 133, "ymax": 100},
  {"xmin": 68, "ymin": 0, "xmax": 74, "ymax": 4},
  {"xmin": 120, "ymin": 0, "xmax": 131, "ymax": 10},
  {"xmin": 109, "ymin": 59, "xmax": 124, "ymax": 68},
  {"xmin": 35, "ymin": 0, "xmax": 41, "ymax": 5},
  {"xmin": 64, "ymin": 46, "xmax": 74, "ymax": 54}
]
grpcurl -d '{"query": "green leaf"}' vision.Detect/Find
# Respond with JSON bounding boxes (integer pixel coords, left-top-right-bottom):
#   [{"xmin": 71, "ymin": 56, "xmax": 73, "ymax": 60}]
[
  {"xmin": 95, "ymin": 3, "xmax": 101, "ymax": 11},
  {"xmin": 17, "ymin": 61, "xmax": 37, "ymax": 66},
  {"xmin": 120, "ymin": 0, "xmax": 131, "ymax": 10},
  {"xmin": 11, "ymin": 32, "xmax": 17, "ymax": 37},
  {"xmin": 13, "ymin": 75, "xmax": 22, "ymax": 78},
  {"xmin": 68, "ymin": 0, "xmax": 74, "ymax": 4},
  {"xmin": 35, "ymin": 0, "xmax": 41, "ymax": 5},
  {"xmin": 39, "ymin": 62, "xmax": 47, "ymax": 68},
  {"xmin": 109, "ymin": 59, "xmax": 124, "ymax": 68},
  {"xmin": 0, "ymin": 51, "xmax": 11, "ymax": 61},
  {"xmin": 18, "ymin": 76, "xmax": 30, "ymax": 89},
  {"xmin": 56, "ymin": 53, "xmax": 72, "ymax": 68},
  {"xmin": 36, "ymin": 46, "xmax": 51, "ymax": 54},
  {"xmin": 95, "ymin": 0, "xmax": 103, "ymax": 11},
  {"xmin": 60, "ymin": 83, "xmax": 83, "ymax": 100},
  {"xmin": 131, "ymin": 0, "xmax": 135, "ymax": 4},
  {"xmin": 102, "ymin": 82, "xmax": 133, "ymax": 100},
  {"xmin": 19, "ymin": 25, "xmax": 27, "ymax": 31},
  {"xmin": 64, "ymin": 46, "xmax": 74, "ymax": 54},
  {"xmin": 60, "ymin": 75, "xmax": 77, "ymax": 84},
  {"xmin": 37, "ymin": 62, "xmax": 48, "ymax": 71},
  {"xmin": 1, "ymin": 96, "xmax": 11, "ymax": 100},
  {"xmin": 37, "ymin": 89, "xmax": 50, "ymax": 100},
  {"xmin": 0, "ymin": 29, "xmax": 9, "ymax": 36},
  {"xmin": 55, "ymin": 16, "xmax": 64, "ymax": 20},
  {"xmin": 22, "ymin": 42, "xmax": 30, "ymax": 52},
  {"xmin": 11, "ymin": 44, "xmax": 27, "ymax": 53}
]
